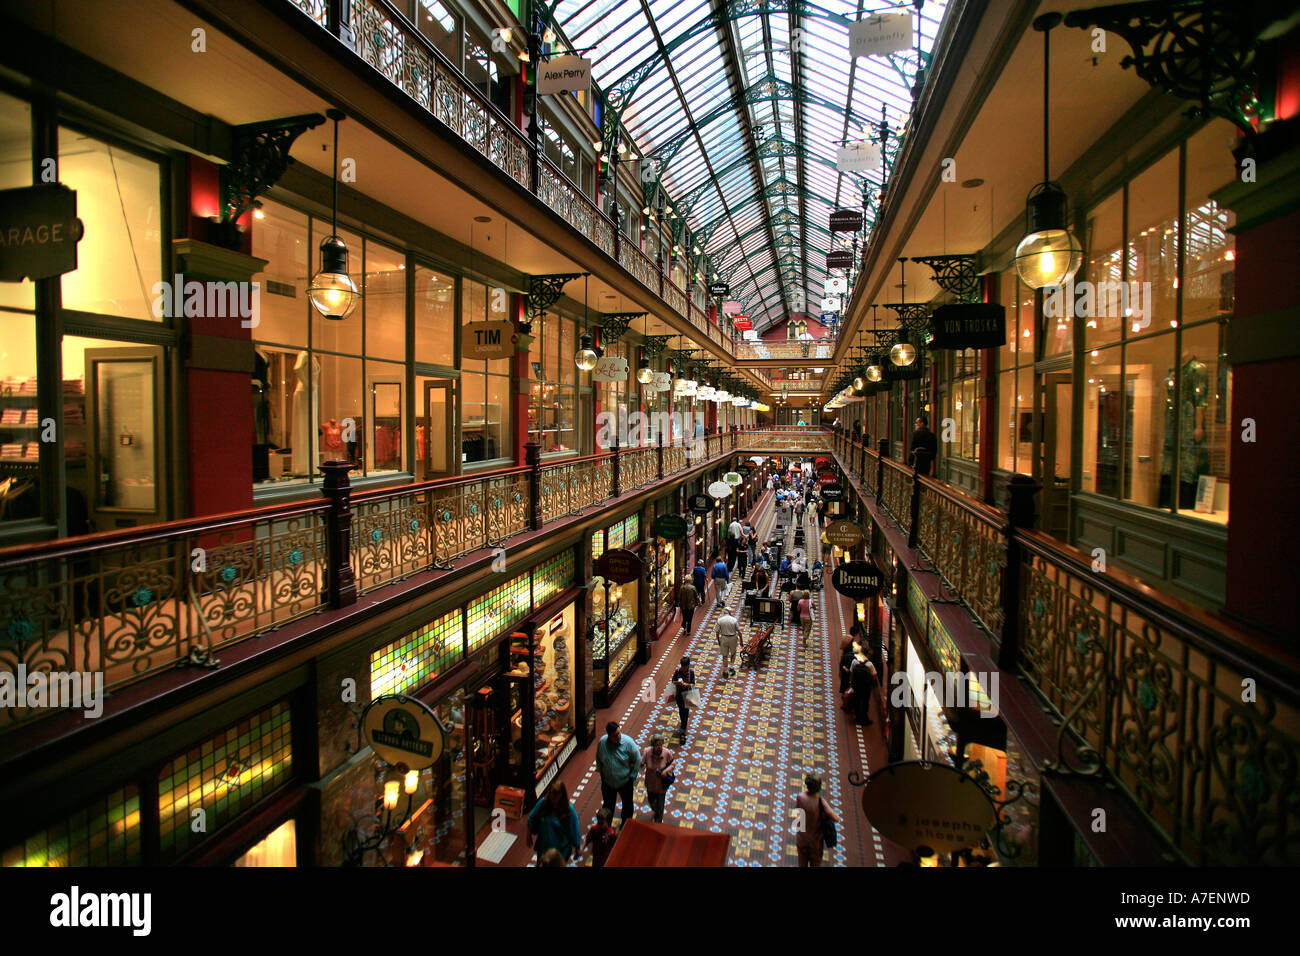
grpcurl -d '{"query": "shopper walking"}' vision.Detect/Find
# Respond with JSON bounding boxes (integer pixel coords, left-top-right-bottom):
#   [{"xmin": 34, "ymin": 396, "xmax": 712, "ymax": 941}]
[
  {"xmin": 527, "ymin": 780, "xmax": 581, "ymax": 864},
  {"xmin": 641, "ymin": 734, "xmax": 677, "ymax": 823},
  {"xmin": 672, "ymin": 656, "xmax": 698, "ymax": 741},
  {"xmin": 794, "ymin": 774, "xmax": 838, "ymax": 867},
  {"xmin": 678, "ymin": 579, "xmax": 700, "ymax": 637},
  {"xmin": 711, "ymin": 554, "xmax": 731, "ymax": 605},
  {"xmin": 596, "ymin": 721, "xmax": 641, "ymax": 825},
  {"xmin": 692, "ymin": 560, "xmax": 707, "ymax": 596},
  {"xmin": 582, "ymin": 808, "xmax": 619, "ymax": 868},
  {"xmin": 715, "ymin": 608, "xmax": 740, "ymax": 678},
  {"xmin": 797, "ymin": 591, "xmax": 815, "ymax": 648}
]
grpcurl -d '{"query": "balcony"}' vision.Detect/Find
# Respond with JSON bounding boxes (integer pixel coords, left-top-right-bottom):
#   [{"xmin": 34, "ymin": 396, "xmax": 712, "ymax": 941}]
[
  {"xmin": 287, "ymin": 0, "xmax": 742, "ymax": 368},
  {"xmin": 827, "ymin": 427, "xmax": 1300, "ymax": 867}
]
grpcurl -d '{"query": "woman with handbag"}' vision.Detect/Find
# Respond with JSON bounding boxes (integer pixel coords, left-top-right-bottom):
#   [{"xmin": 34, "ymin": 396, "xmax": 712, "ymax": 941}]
[
  {"xmin": 641, "ymin": 734, "xmax": 677, "ymax": 823},
  {"xmin": 793, "ymin": 774, "xmax": 839, "ymax": 867},
  {"xmin": 672, "ymin": 656, "xmax": 698, "ymax": 742}
]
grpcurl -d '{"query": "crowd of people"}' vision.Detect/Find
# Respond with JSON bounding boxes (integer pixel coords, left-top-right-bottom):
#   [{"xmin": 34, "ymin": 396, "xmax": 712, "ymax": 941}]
[{"xmin": 529, "ymin": 459, "xmax": 868, "ymax": 867}]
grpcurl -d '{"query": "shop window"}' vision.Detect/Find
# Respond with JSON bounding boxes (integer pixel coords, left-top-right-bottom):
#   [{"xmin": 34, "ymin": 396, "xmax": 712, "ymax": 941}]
[
  {"xmin": 371, "ymin": 607, "xmax": 464, "ymax": 698},
  {"xmin": 414, "ymin": 265, "xmax": 455, "ymax": 369},
  {"xmin": 57, "ymin": 128, "xmax": 163, "ymax": 323},
  {"xmin": 528, "ymin": 312, "xmax": 577, "ymax": 454},
  {"xmin": 1123, "ymin": 332, "xmax": 1177, "ymax": 509},
  {"xmin": 0, "ymin": 92, "xmax": 33, "ymax": 313},
  {"xmin": 465, "ymin": 32, "xmax": 512, "ymax": 116},
  {"xmin": 1168, "ymin": 320, "xmax": 1229, "ymax": 522},
  {"xmin": 317, "ymin": 353, "xmax": 363, "ymax": 467},
  {"xmin": 364, "ymin": 240, "xmax": 406, "ymax": 362},
  {"xmin": 2, "ymin": 784, "xmax": 141, "ymax": 867},
  {"xmin": 157, "ymin": 700, "xmax": 293, "ymax": 862},
  {"xmin": 251, "ymin": 203, "xmax": 310, "ymax": 348},
  {"xmin": 461, "ymin": 279, "xmax": 511, "ymax": 466},
  {"xmin": 1081, "ymin": 345, "xmax": 1123, "ymax": 497},
  {"xmin": 1083, "ymin": 189, "xmax": 1124, "ymax": 350},
  {"xmin": 1127, "ymin": 152, "xmax": 1179, "ymax": 338},
  {"xmin": 233, "ymin": 819, "xmax": 297, "ymax": 867},
  {"xmin": 0, "ymin": 314, "xmax": 40, "ymax": 523}
]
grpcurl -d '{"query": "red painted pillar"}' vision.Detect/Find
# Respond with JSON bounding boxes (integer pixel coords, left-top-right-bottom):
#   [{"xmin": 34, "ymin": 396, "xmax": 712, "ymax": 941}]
[
  {"xmin": 978, "ymin": 274, "xmax": 998, "ymax": 503},
  {"xmin": 512, "ymin": 293, "xmax": 530, "ymax": 465}
]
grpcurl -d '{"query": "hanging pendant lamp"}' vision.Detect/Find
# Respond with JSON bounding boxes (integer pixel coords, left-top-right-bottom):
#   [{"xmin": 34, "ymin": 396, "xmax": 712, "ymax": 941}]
[
  {"xmin": 307, "ymin": 109, "xmax": 360, "ymax": 320},
  {"xmin": 1014, "ymin": 14, "xmax": 1083, "ymax": 290},
  {"xmin": 889, "ymin": 265, "xmax": 917, "ymax": 367},
  {"xmin": 575, "ymin": 274, "xmax": 598, "ymax": 370}
]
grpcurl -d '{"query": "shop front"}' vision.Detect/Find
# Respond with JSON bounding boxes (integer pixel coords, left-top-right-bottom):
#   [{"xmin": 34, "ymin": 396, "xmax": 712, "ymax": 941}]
[{"xmin": 589, "ymin": 514, "xmax": 642, "ymax": 707}]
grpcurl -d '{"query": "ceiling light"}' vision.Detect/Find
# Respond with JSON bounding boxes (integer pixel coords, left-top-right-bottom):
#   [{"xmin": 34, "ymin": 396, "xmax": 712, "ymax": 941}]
[{"xmin": 542, "ymin": 26, "xmax": 556, "ymax": 44}]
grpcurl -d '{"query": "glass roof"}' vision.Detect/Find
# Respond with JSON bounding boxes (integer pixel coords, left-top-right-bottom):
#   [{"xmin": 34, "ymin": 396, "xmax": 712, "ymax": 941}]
[{"xmin": 553, "ymin": 0, "xmax": 948, "ymax": 330}]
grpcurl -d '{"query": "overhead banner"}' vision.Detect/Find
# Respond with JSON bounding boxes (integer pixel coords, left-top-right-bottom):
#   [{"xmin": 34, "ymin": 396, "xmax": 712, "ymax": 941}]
[
  {"xmin": 538, "ymin": 55, "xmax": 593, "ymax": 95},
  {"xmin": 0, "ymin": 184, "xmax": 84, "ymax": 281},
  {"xmin": 829, "ymin": 209, "xmax": 864, "ymax": 232},
  {"xmin": 930, "ymin": 302, "xmax": 1007, "ymax": 350},
  {"xmin": 836, "ymin": 141, "xmax": 882, "ymax": 173},
  {"xmin": 849, "ymin": 12, "xmax": 913, "ymax": 58},
  {"xmin": 826, "ymin": 249, "xmax": 854, "ymax": 270},
  {"xmin": 591, "ymin": 355, "xmax": 629, "ymax": 381},
  {"xmin": 462, "ymin": 320, "xmax": 517, "ymax": 360}
]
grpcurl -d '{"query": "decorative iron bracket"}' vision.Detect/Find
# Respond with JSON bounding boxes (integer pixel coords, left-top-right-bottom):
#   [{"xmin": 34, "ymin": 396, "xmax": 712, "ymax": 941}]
[
  {"xmin": 598, "ymin": 312, "xmax": 647, "ymax": 343},
  {"xmin": 525, "ymin": 273, "xmax": 585, "ymax": 324},
  {"xmin": 642, "ymin": 334, "xmax": 672, "ymax": 356},
  {"xmin": 912, "ymin": 254, "xmax": 981, "ymax": 303},
  {"xmin": 883, "ymin": 303, "xmax": 931, "ymax": 330},
  {"xmin": 220, "ymin": 113, "xmax": 325, "ymax": 226},
  {"xmin": 1062, "ymin": 0, "xmax": 1294, "ymax": 136}
]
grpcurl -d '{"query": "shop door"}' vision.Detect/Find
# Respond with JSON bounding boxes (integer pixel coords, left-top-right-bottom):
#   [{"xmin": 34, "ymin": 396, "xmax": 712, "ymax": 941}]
[
  {"xmin": 1039, "ymin": 372, "xmax": 1072, "ymax": 540},
  {"xmin": 422, "ymin": 379, "xmax": 456, "ymax": 479},
  {"xmin": 82, "ymin": 346, "xmax": 167, "ymax": 532}
]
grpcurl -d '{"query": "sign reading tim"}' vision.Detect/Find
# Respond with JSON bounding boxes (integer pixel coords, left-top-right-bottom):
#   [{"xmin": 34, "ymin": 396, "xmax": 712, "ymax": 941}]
[{"xmin": 0, "ymin": 184, "xmax": 84, "ymax": 282}]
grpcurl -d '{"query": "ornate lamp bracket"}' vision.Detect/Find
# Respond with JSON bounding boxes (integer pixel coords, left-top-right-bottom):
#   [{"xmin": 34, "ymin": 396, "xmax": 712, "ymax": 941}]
[
  {"xmin": 1062, "ymin": 0, "xmax": 1286, "ymax": 137},
  {"xmin": 913, "ymin": 254, "xmax": 981, "ymax": 303},
  {"xmin": 883, "ymin": 303, "xmax": 931, "ymax": 332},
  {"xmin": 642, "ymin": 334, "xmax": 672, "ymax": 356},
  {"xmin": 221, "ymin": 113, "xmax": 326, "ymax": 227},
  {"xmin": 525, "ymin": 273, "xmax": 585, "ymax": 326},
  {"xmin": 597, "ymin": 312, "xmax": 646, "ymax": 343}
]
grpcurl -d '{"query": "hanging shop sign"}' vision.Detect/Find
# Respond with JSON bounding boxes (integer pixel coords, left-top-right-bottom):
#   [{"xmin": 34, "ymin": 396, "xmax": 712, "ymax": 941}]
[
  {"xmin": 826, "ymin": 249, "xmax": 854, "ymax": 270},
  {"xmin": 859, "ymin": 760, "xmax": 997, "ymax": 854},
  {"xmin": 885, "ymin": 361, "xmax": 926, "ymax": 382},
  {"xmin": 849, "ymin": 12, "xmax": 913, "ymax": 58},
  {"xmin": 724, "ymin": 472, "xmax": 743, "ymax": 486},
  {"xmin": 750, "ymin": 456, "xmax": 766, "ymax": 465},
  {"xmin": 831, "ymin": 559, "xmax": 885, "ymax": 600},
  {"xmin": 824, "ymin": 520, "xmax": 864, "ymax": 549},
  {"xmin": 825, "ymin": 276, "xmax": 848, "ymax": 295},
  {"xmin": 652, "ymin": 371, "xmax": 673, "ymax": 392},
  {"xmin": 829, "ymin": 209, "xmax": 864, "ymax": 232},
  {"xmin": 462, "ymin": 320, "xmax": 517, "ymax": 360},
  {"xmin": 0, "ymin": 184, "xmax": 84, "ymax": 282},
  {"xmin": 653, "ymin": 513, "xmax": 689, "ymax": 540},
  {"xmin": 592, "ymin": 355, "xmax": 629, "ymax": 381},
  {"xmin": 820, "ymin": 484, "xmax": 844, "ymax": 503},
  {"xmin": 708, "ymin": 480, "xmax": 733, "ymax": 499},
  {"xmin": 929, "ymin": 303, "xmax": 1007, "ymax": 350},
  {"xmin": 738, "ymin": 464, "xmax": 753, "ymax": 476},
  {"xmin": 722, "ymin": 300, "xmax": 742, "ymax": 314},
  {"xmin": 595, "ymin": 547, "xmax": 643, "ymax": 585},
  {"xmin": 732, "ymin": 315, "xmax": 753, "ymax": 331},
  {"xmin": 709, "ymin": 282, "xmax": 730, "ymax": 297},
  {"xmin": 362, "ymin": 695, "xmax": 446, "ymax": 770},
  {"xmin": 538, "ymin": 55, "xmax": 593, "ymax": 95},
  {"xmin": 814, "ymin": 457, "xmax": 831, "ymax": 468},
  {"xmin": 818, "ymin": 472, "xmax": 839, "ymax": 487},
  {"xmin": 688, "ymin": 493, "xmax": 714, "ymax": 514},
  {"xmin": 835, "ymin": 141, "xmax": 882, "ymax": 174}
]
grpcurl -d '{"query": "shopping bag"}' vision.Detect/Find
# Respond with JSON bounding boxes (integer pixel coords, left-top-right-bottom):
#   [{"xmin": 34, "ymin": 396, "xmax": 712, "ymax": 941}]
[{"xmin": 684, "ymin": 687, "xmax": 701, "ymax": 710}]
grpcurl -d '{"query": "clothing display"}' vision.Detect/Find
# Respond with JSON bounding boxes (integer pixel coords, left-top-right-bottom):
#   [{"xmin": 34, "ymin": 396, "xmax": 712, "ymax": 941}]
[
  {"xmin": 291, "ymin": 351, "xmax": 318, "ymax": 476},
  {"xmin": 1160, "ymin": 356, "xmax": 1210, "ymax": 509}
]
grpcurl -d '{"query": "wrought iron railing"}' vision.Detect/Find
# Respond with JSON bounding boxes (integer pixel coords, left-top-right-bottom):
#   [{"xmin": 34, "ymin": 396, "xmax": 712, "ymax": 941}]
[
  {"xmin": 0, "ymin": 432, "xmax": 748, "ymax": 732},
  {"xmin": 826, "ymin": 424, "xmax": 1300, "ymax": 866},
  {"xmin": 733, "ymin": 340, "xmax": 836, "ymax": 362},
  {"xmin": 538, "ymin": 158, "xmax": 613, "ymax": 257}
]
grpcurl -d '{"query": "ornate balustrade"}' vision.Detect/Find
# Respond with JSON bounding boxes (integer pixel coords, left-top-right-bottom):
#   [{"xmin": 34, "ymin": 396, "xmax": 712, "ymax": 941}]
[
  {"xmin": 733, "ymin": 340, "xmax": 836, "ymax": 362},
  {"xmin": 538, "ymin": 158, "xmax": 613, "ymax": 256},
  {"xmin": 539, "ymin": 453, "xmax": 614, "ymax": 523},
  {"xmin": 621, "ymin": 446, "xmax": 658, "ymax": 491},
  {"xmin": 736, "ymin": 431, "xmax": 831, "ymax": 453},
  {"xmin": 824, "ymin": 425, "xmax": 1300, "ymax": 866}
]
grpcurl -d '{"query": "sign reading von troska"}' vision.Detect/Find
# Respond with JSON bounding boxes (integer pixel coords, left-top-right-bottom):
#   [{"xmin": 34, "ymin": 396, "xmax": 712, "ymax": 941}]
[
  {"xmin": 0, "ymin": 184, "xmax": 84, "ymax": 281},
  {"xmin": 362, "ymin": 695, "xmax": 447, "ymax": 770},
  {"xmin": 461, "ymin": 320, "xmax": 516, "ymax": 360},
  {"xmin": 596, "ymin": 547, "xmax": 643, "ymax": 585},
  {"xmin": 831, "ymin": 560, "xmax": 884, "ymax": 600}
]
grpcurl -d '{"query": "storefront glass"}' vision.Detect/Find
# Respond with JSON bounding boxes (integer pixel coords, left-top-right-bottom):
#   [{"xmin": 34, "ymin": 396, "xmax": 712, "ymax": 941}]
[
  {"xmin": 461, "ymin": 279, "xmax": 512, "ymax": 466},
  {"xmin": 527, "ymin": 311, "xmax": 577, "ymax": 454},
  {"xmin": 233, "ymin": 819, "xmax": 297, "ymax": 867}
]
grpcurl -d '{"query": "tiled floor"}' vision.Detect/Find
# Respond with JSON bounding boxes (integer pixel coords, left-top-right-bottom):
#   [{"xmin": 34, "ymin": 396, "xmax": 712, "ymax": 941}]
[{"xmin": 489, "ymin": 489, "xmax": 898, "ymax": 867}]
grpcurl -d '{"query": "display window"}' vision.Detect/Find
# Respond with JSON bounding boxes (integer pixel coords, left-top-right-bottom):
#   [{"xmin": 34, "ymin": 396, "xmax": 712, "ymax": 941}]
[
  {"xmin": 233, "ymin": 819, "xmax": 297, "ymax": 867},
  {"xmin": 510, "ymin": 603, "xmax": 577, "ymax": 785},
  {"xmin": 590, "ymin": 574, "xmax": 637, "ymax": 698},
  {"xmin": 461, "ymin": 279, "xmax": 512, "ymax": 466},
  {"xmin": 414, "ymin": 265, "xmax": 456, "ymax": 369},
  {"xmin": 0, "ymin": 314, "xmax": 40, "ymax": 524},
  {"xmin": 527, "ymin": 311, "xmax": 577, "ymax": 454}
]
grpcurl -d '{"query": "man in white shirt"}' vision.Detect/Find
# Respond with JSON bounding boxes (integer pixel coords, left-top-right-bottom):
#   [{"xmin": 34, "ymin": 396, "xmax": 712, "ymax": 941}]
[
  {"xmin": 728, "ymin": 518, "xmax": 743, "ymax": 542},
  {"xmin": 716, "ymin": 610, "xmax": 740, "ymax": 678}
]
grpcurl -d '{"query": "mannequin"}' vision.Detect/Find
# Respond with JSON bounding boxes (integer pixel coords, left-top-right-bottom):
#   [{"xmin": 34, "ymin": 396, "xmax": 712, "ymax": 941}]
[
  {"xmin": 291, "ymin": 350, "xmax": 319, "ymax": 477},
  {"xmin": 1160, "ymin": 354, "xmax": 1209, "ymax": 509}
]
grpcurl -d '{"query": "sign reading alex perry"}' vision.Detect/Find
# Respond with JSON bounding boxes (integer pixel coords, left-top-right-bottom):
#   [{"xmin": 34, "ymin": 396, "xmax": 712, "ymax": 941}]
[
  {"xmin": 538, "ymin": 55, "xmax": 593, "ymax": 95},
  {"xmin": 362, "ymin": 695, "xmax": 447, "ymax": 770},
  {"xmin": 0, "ymin": 184, "xmax": 84, "ymax": 282}
]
